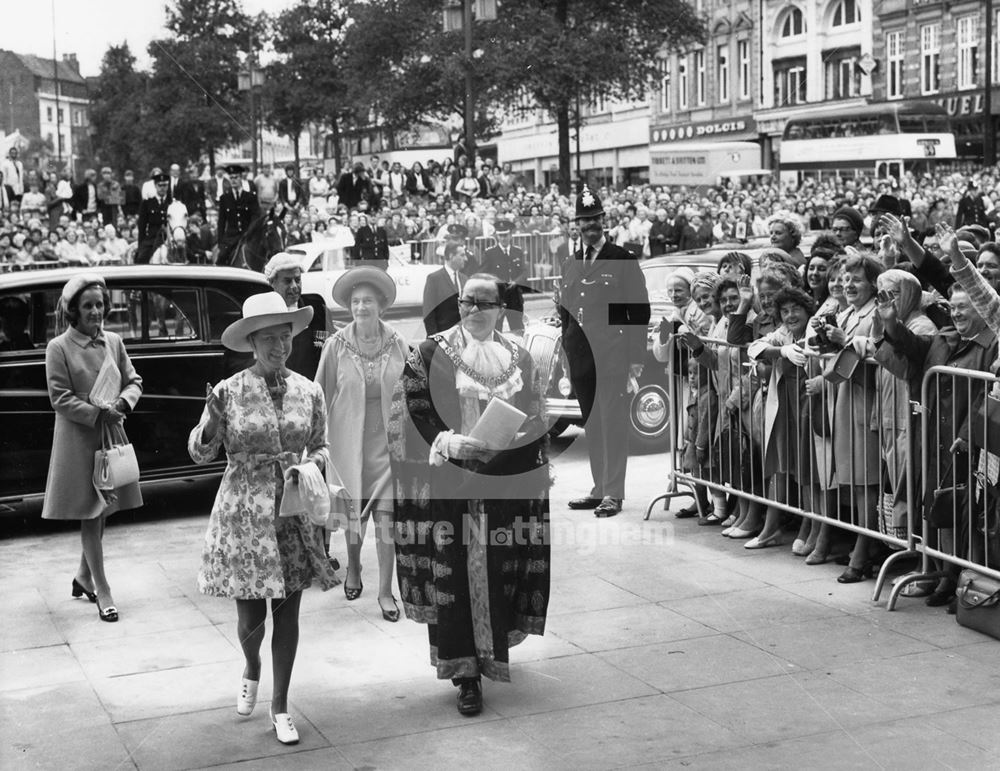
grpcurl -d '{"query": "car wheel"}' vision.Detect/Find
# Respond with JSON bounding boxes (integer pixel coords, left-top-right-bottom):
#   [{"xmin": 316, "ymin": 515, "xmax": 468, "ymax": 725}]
[{"xmin": 629, "ymin": 383, "xmax": 671, "ymax": 453}]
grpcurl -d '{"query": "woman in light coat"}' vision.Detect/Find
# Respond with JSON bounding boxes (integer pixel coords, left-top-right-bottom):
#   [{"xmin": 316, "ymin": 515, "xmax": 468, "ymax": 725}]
[
  {"xmin": 316, "ymin": 267, "xmax": 408, "ymax": 621},
  {"xmin": 43, "ymin": 272, "xmax": 143, "ymax": 622}
]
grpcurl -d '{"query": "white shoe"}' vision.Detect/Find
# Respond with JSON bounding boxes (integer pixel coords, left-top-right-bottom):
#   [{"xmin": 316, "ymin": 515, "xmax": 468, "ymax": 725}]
[
  {"xmin": 236, "ymin": 678, "xmax": 258, "ymax": 716},
  {"xmin": 271, "ymin": 710, "xmax": 299, "ymax": 744}
]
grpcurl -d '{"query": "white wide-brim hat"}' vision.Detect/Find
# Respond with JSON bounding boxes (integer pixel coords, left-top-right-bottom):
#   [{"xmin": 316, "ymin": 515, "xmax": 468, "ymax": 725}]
[{"xmin": 221, "ymin": 292, "xmax": 313, "ymax": 352}]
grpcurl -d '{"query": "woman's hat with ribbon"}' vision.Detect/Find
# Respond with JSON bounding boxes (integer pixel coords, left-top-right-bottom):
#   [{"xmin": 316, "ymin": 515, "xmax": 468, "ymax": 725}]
[
  {"xmin": 221, "ymin": 292, "xmax": 313, "ymax": 352},
  {"xmin": 331, "ymin": 266, "xmax": 397, "ymax": 310}
]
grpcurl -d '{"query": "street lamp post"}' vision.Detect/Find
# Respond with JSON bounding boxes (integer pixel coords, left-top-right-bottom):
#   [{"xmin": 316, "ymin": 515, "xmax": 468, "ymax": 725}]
[
  {"xmin": 443, "ymin": 0, "xmax": 496, "ymax": 165},
  {"xmin": 238, "ymin": 62, "xmax": 264, "ymax": 176},
  {"xmin": 985, "ymin": 0, "xmax": 995, "ymax": 166}
]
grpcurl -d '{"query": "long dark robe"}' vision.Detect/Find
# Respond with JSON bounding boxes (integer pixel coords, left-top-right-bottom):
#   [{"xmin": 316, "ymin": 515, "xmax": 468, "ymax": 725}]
[{"xmin": 388, "ymin": 331, "xmax": 551, "ymax": 682}]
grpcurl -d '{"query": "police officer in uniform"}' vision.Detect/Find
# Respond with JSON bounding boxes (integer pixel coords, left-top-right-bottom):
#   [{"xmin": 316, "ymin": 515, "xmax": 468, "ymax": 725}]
[
  {"xmin": 216, "ymin": 164, "xmax": 261, "ymax": 266},
  {"xmin": 135, "ymin": 172, "xmax": 171, "ymax": 265},
  {"xmin": 559, "ymin": 186, "xmax": 650, "ymax": 517},
  {"xmin": 480, "ymin": 219, "xmax": 527, "ymax": 333}
]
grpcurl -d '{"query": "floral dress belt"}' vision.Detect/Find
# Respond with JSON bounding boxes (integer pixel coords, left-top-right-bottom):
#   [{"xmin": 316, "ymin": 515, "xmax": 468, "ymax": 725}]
[{"xmin": 226, "ymin": 451, "xmax": 299, "ymax": 472}]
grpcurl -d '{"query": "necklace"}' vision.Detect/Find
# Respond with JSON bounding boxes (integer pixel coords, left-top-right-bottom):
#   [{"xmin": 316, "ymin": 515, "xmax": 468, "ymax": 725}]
[
  {"xmin": 436, "ymin": 330, "xmax": 519, "ymax": 390},
  {"xmin": 342, "ymin": 327, "xmax": 397, "ymax": 385}
]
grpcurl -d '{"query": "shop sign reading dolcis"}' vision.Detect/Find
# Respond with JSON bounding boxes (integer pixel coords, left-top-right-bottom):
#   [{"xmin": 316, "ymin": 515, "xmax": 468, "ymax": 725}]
[{"xmin": 650, "ymin": 117, "xmax": 756, "ymax": 144}]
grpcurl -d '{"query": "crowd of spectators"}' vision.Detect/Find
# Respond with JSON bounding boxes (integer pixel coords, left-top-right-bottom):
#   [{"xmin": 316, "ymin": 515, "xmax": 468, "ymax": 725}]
[{"xmin": 1, "ymin": 143, "xmax": 998, "ymax": 272}]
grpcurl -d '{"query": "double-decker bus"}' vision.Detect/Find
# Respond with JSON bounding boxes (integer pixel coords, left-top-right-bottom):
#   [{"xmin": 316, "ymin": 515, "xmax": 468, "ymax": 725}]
[{"xmin": 779, "ymin": 101, "xmax": 956, "ymax": 182}]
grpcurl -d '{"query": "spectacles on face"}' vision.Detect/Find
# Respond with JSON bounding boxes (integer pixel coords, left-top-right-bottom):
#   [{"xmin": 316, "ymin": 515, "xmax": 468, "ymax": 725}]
[
  {"xmin": 459, "ymin": 299, "xmax": 502, "ymax": 311},
  {"xmin": 831, "ymin": 226, "xmax": 855, "ymax": 234}
]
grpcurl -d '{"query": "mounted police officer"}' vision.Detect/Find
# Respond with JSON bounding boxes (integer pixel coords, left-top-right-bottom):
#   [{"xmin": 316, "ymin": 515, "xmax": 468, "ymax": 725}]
[
  {"xmin": 558, "ymin": 186, "xmax": 650, "ymax": 518},
  {"xmin": 216, "ymin": 164, "xmax": 260, "ymax": 266},
  {"xmin": 480, "ymin": 219, "xmax": 527, "ymax": 333},
  {"xmin": 135, "ymin": 172, "xmax": 171, "ymax": 265}
]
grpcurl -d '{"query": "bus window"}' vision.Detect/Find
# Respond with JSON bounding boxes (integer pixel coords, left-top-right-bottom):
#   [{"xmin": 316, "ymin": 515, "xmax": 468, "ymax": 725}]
[{"xmin": 898, "ymin": 115, "xmax": 926, "ymax": 133}]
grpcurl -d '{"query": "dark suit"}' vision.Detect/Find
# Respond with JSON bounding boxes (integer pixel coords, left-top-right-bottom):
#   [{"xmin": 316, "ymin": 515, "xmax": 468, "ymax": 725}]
[
  {"xmin": 354, "ymin": 225, "xmax": 390, "ymax": 269},
  {"xmin": 558, "ymin": 240, "xmax": 650, "ymax": 499},
  {"xmin": 176, "ymin": 179, "xmax": 207, "ymax": 218},
  {"xmin": 71, "ymin": 182, "xmax": 99, "ymax": 221},
  {"xmin": 278, "ymin": 177, "xmax": 308, "ymax": 208},
  {"xmin": 480, "ymin": 242, "xmax": 527, "ymax": 332},
  {"xmin": 336, "ymin": 172, "xmax": 371, "ymax": 210},
  {"xmin": 122, "ymin": 183, "xmax": 142, "ymax": 219},
  {"xmin": 216, "ymin": 187, "xmax": 261, "ymax": 266},
  {"xmin": 285, "ymin": 294, "xmax": 326, "ymax": 379},
  {"xmin": 135, "ymin": 196, "xmax": 170, "ymax": 264},
  {"xmin": 422, "ymin": 267, "xmax": 466, "ymax": 337}
]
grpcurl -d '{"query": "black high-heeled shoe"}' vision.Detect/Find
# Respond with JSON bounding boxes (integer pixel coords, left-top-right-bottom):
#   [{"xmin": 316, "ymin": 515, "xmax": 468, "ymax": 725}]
[
  {"xmin": 837, "ymin": 563, "xmax": 874, "ymax": 584},
  {"xmin": 97, "ymin": 602, "xmax": 119, "ymax": 622},
  {"xmin": 379, "ymin": 597, "xmax": 400, "ymax": 622},
  {"xmin": 344, "ymin": 580, "xmax": 363, "ymax": 601},
  {"xmin": 71, "ymin": 578, "xmax": 97, "ymax": 603}
]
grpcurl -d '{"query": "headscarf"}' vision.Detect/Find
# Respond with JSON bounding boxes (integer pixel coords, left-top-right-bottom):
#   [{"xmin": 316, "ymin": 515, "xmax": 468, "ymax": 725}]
[
  {"xmin": 878, "ymin": 269, "xmax": 923, "ymax": 325},
  {"xmin": 669, "ymin": 266, "xmax": 696, "ymax": 290},
  {"xmin": 691, "ymin": 271, "xmax": 721, "ymax": 297}
]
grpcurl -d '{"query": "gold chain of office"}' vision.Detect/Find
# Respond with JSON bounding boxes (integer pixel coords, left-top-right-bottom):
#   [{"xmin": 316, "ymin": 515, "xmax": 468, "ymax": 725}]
[{"xmin": 435, "ymin": 334, "xmax": 520, "ymax": 390}]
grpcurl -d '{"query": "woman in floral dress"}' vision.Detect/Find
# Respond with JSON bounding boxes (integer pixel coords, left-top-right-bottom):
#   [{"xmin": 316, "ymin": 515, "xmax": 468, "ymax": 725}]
[{"xmin": 189, "ymin": 292, "xmax": 337, "ymax": 746}]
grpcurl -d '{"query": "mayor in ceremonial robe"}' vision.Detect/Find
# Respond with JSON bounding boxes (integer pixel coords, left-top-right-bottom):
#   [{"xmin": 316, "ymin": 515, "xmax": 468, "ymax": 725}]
[{"xmin": 389, "ymin": 274, "xmax": 551, "ymax": 717}]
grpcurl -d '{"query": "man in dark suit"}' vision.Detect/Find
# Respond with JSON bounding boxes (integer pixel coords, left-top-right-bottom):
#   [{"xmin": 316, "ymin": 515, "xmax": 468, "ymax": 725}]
[
  {"xmin": 121, "ymin": 170, "xmax": 142, "ymax": 220},
  {"xmin": 278, "ymin": 165, "xmax": 308, "ymax": 210},
  {"xmin": 71, "ymin": 168, "xmax": 100, "ymax": 222},
  {"xmin": 336, "ymin": 162, "xmax": 372, "ymax": 210},
  {"xmin": 559, "ymin": 186, "xmax": 650, "ymax": 517},
  {"xmin": 263, "ymin": 252, "xmax": 326, "ymax": 378},
  {"xmin": 135, "ymin": 173, "xmax": 171, "ymax": 264},
  {"xmin": 479, "ymin": 219, "xmax": 527, "ymax": 333},
  {"xmin": 422, "ymin": 242, "xmax": 468, "ymax": 336},
  {"xmin": 176, "ymin": 163, "xmax": 207, "ymax": 219},
  {"xmin": 216, "ymin": 165, "xmax": 261, "ymax": 266}
]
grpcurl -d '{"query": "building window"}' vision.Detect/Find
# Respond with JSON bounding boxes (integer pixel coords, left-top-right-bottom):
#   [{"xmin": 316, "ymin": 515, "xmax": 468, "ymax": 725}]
[
  {"xmin": 717, "ymin": 45, "xmax": 730, "ymax": 103},
  {"xmin": 46, "ymin": 106, "xmax": 52, "ymax": 122},
  {"xmin": 886, "ymin": 31, "xmax": 904, "ymax": 100},
  {"xmin": 774, "ymin": 60, "xmax": 807, "ymax": 106},
  {"xmin": 957, "ymin": 15, "xmax": 979, "ymax": 90},
  {"xmin": 737, "ymin": 39, "xmax": 751, "ymax": 101},
  {"xmin": 920, "ymin": 23, "xmax": 940, "ymax": 95},
  {"xmin": 824, "ymin": 52, "xmax": 860, "ymax": 99},
  {"xmin": 831, "ymin": 0, "xmax": 860, "ymax": 27},
  {"xmin": 58, "ymin": 108, "xmax": 65, "ymax": 124},
  {"xmin": 780, "ymin": 7, "xmax": 805, "ymax": 38},
  {"xmin": 678, "ymin": 55, "xmax": 689, "ymax": 110},
  {"xmin": 694, "ymin": 49, "xmax": 706, "ymax": 105},
  {"xmin": 995, "ymin": 10, "xmax": 1000, "ymax": 84},
  {"xmin": 657, "ymin": 58, "xmax": 670, "ymax": 112}
]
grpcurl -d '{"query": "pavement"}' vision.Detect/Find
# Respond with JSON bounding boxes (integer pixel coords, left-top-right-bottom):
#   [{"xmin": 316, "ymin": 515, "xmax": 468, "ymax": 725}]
[{"xmin": 3, "ymin": 429, "xmax": 1000, "ymax": 770}]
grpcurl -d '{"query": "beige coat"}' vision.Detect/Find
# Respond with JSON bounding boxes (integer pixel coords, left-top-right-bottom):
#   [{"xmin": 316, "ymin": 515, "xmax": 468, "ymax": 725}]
[
  {"xmin": 42, "ymin": 327, "xmax": 143, "ymax": 520},
  {"xmin": 315, "ymin": 321, "xmax": 408, "ymax": 521}
]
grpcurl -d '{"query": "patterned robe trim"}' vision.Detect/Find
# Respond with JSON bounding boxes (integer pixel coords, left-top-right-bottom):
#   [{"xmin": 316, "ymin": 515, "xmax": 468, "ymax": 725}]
[{"xmin": 466, "ymin": 507, "xmax": 496, "ymax": 669}]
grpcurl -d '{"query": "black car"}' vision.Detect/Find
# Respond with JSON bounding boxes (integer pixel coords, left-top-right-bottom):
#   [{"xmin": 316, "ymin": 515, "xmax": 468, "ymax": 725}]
[{"xmin": 0, "ymin": 266, "xmax": 274, "ymax": 511}]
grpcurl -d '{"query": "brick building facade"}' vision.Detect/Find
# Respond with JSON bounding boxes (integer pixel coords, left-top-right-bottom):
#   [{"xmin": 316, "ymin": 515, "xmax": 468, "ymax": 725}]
[
  {"xmin": 872, "ymin": 0, "xmax": 999, "ymax": 161},
  {"xmin": 0, "ymin": 50, "xmax": 91, "ymax": 178}
]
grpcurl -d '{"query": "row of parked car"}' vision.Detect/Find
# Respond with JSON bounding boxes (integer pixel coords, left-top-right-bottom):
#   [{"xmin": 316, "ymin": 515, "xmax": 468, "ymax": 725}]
[{"xmin": 0, "ymin": 238, "xmax": 782, "ymax": 513}]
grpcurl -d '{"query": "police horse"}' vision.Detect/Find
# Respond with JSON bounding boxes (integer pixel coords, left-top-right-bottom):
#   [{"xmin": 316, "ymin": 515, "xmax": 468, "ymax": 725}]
[{"xmin": 223, "ymin": 205, "xmax": 288, "ymax": 273}]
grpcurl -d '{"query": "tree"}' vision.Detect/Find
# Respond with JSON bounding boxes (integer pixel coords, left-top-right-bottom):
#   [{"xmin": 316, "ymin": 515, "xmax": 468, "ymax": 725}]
[
  {"xmin": 264, "ymin": 0, "xmax": 353, "ymax": 173},
  {"xmin": 495, "ymin": 0, "xmax": 705, "ymax": 193},
  {"xmin": 142, "ymin": 0, "xmax": 253, "ymax": 170},
  {"xmin": 340, "ymin": 0, "xmax": 705, "ymax": 193},
  {"xmin": 89, "ymin": 44, "xmax": 147, "ymax": 173}
]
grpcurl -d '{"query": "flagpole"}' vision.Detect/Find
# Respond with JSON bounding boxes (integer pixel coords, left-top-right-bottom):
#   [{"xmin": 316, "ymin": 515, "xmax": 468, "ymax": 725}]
[{"xmin": 51, "ymin": 0, "xmax": 63, "ymax": 172}]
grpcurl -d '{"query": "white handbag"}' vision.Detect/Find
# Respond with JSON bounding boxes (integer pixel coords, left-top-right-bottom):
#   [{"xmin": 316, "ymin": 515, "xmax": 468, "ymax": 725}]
[{"xmin": 93, "ymin": 423, "xmax": 140, "ymax": 491}]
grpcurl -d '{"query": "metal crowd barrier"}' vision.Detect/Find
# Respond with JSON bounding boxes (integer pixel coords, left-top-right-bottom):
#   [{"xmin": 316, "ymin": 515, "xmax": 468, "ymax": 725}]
[
  {"xmin": 650, "ymin": 332, "xmax": 1000, "ymax": 612},
  {"xmin": 647, "ymin": 333, "xmax": 925, "ymax": 609},
  {"xmin": 884, "ymin": 365, "xmax": 1000, "ymax": 609},
  {"xmin": 406, "ymin": 232, "xmax": 564, "ymax": 293}
]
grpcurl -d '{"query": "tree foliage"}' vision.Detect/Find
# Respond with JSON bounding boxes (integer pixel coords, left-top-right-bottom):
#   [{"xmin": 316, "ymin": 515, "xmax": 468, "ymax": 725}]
[
  {"xmin": 140, "ymin": 0, "xmax": 253, "ymax": 169},
  {"xmin": 89, "ymin": 43, "xmax": 147, "ymax": 172},
  {"xmin": 262, "ymin": 0, "xmax": 352, "ymax": 169}
]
